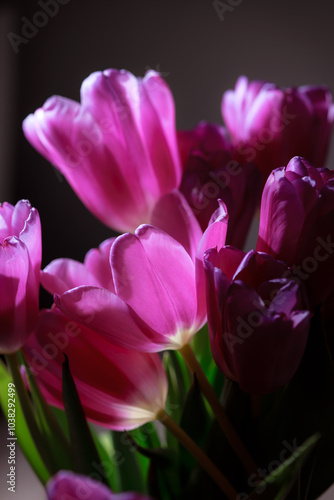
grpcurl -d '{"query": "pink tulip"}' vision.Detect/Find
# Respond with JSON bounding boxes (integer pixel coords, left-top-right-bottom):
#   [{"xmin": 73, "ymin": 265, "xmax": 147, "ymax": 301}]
[
  {"xmin": 222, "ymin": 76, "xmax": 334, "ymax": 177},
  {"xmin": 41, "ymin": 218, "xmax": 227, "ymax": 353},
  {"xmin": 0, "ymin": 200, "xmax": 41, "ymax": 353},
  {"xmin": 178, "ymin": 121, "xmax": 261, "ymax": 248},
  {"xmin": 204, "ymin": 248, "xmax": 310, "ymax": 394},
  {"xmin": 24, "ymin": 308, "xmax": 168, "ymax": 431},
  {"xmin": 256, "ymin": 156, "xmax": 334, "ymax": 308},
  {"xmin": 47, "ymin": 471, "xmax": 152, "ymax": 500},
  {"xmin": 23, "ymin": 69, "xmax": 181, "ymax": 232}
]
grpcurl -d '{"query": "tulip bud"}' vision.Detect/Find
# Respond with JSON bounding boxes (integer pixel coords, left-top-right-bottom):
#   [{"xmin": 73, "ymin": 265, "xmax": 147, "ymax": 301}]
[
  {"xmin": 0, "ymin": 200, "xmax": 41, "ymax": 353},
  {"xmin": 257, "ymin": 156, "xmax": 334, "ymax": 308}
]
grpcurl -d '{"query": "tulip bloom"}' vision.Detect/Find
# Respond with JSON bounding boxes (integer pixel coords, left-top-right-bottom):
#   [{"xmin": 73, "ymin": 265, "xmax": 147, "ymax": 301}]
[
  {"xmin": 178, "ymin": 122, "xmax": 261, "ymax": 248},
  {"xmin": 204, "ymin": 248, "xmax": 310, "ymax": 394},
  {"xmin": 256, "ymin": 156, "xmax": 334, "ymax": 308},
  {"xmin": 23, "ymin": 69, "xmax": 181, "ymax": 232},
  {"xmin": 222, "ymin": 76, "xmax": 334, "ymax": 177},
  {"xmin": 0, "ymin": 200, "xmax": 41, "ymax": 353},
  {"xmin": 24, "ymin": 308, "xmax": 168, "ymax": 430},
  {"xmin": 41, "ymin": 215, "xmax": 228, "ymax": 353},
  {"xmin": 47, "ymin": 471, "xmax": 152, "ymax": 500}
]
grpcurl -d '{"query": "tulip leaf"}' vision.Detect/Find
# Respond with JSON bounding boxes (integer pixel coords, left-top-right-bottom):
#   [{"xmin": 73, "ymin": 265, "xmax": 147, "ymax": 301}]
[
  {"xmin": 111, "ymin": 430, "xmax": 146, "ymax": 493},
  {"xmin": 90, "ymin": 429, "xmax": 120, "ymax": 491},
  {"xmin": 62, "ymin": 353, "xmax": 109, "ymax": 485},
  {"xmin": 247, "ymin": 433, "xmax": 321, "ymax": 500},
  {"xmin": 19, "ymin": 351, "xmax": 74, "ymax": 472},
  {"xmin": 259, "ymin": 308, "xmax": 334, "ymax": 499},
  {"xmin": 0, "ymin": 359, "xmax": 49, "ymax": 484}
]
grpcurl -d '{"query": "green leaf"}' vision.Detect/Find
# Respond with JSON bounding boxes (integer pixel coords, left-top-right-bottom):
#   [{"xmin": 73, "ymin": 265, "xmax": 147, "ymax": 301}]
[
  {"xmin": 91, "ymin": 429, "xmax": 120, "ymax": 491},
  {"xmin": 62, "ymin": 353, "xmax": 108, "ymax": 485},
  {"xmin": 0, "ymin": 359, "xmax": 49, "ymax": 484},
  {"xmin": 248, "ymin": 433, "xmax": 321, "ymax": 500},
  {"xmin": 111, "ymin": 430, "xmax": 145, "ymax": 493},
  {"xmin": 20, "ymin": 351, "xmax": 74, "ymax": 472},
  {"xmin": 259, "ymin": 308, "xmax": 334, "ymax": 499}
]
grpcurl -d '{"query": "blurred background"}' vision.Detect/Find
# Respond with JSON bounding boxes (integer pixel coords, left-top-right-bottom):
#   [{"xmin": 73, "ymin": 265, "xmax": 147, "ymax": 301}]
[{"xmin": 1, "ymin": 0, "xmax": 334, "ymax": 498}]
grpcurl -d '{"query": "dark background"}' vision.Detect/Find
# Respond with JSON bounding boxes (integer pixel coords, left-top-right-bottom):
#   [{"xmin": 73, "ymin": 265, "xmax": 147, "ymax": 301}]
[{"xmin": 1, "ymin": 1, "xmax": 334, "ymax": 498}]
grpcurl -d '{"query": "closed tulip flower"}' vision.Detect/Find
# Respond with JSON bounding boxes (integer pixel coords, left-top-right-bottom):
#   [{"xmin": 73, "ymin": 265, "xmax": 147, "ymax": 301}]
[
  {"xmin": 23, "ymin": 69, "xmax": 181, "ymax": 233},
  {"xmin": 0, "ymin": 200, "xmax": 41, "ymax": 353},
  {"xmin": 256, "ymin": 156, "xmax": 334, "ymax": 308},
  {"xmin": 24, "ymin": 308, "xmax": 168, "ymax": 431},
  {"xmin": 204, "ymin": 248, "xmax": 310, "ymax": 394},
  {"xmin": 47, "ymin": 471, "xmax": 152, "ymax": 500},
  {"xmin": 222, "ymin": 76, "xmax": 334, "ymax": 177}
]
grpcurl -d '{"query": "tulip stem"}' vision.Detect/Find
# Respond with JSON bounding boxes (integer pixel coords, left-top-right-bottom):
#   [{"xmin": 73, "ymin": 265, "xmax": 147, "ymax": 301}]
[
  {"xmin": 179, "ymin": 343, "xmax": 257, "ymax": 476},
  {"xmin": 156, "ymin": 408, "xmax": 238, "ymax": 499},
  {"xmin": 5, "ymin": 352, "xmax": 55, "ymax": 475}
]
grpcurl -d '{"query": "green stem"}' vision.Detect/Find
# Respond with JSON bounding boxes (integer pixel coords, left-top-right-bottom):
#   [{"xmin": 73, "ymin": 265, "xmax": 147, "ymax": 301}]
[
  {"xmin": 5, "ymin": 352, "xmax": 55, "ymax": 475},
  {"xmin": 179, "ymin": 343, "xmax": 257, "ymax": 476},
  {"xmin": 157, "ymin": 409, "xmax": 238, "ymax": 500}
]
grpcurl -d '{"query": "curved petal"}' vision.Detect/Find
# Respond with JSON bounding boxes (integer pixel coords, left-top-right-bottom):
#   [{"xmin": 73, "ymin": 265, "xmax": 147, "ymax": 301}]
[
  {"xmin": 151, "ymin": 191, "xmax": 202, "ymax": 261},
  {"xmin": 111, "ymin": 226, "xmax": 198, "ymax": 347},
  {"xmin": 24, "ymin": 309, "xmax": 168, "ymax": 430},
  {"xmin": 41, "ymin": 259, "xmax": 102, "ymax": 296},
  {"xmin": 84, "ymin": 237, "xmax": 116, "ymax": 291},
  {"xmin": 55, "ymin": 286, "xmax": 167, "ymax": 352}
]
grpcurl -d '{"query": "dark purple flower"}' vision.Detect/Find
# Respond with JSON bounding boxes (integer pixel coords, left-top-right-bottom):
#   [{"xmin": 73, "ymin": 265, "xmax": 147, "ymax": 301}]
[{"xmin": 204, "ymin": 248, "xmax": 310, "ymax": 394}]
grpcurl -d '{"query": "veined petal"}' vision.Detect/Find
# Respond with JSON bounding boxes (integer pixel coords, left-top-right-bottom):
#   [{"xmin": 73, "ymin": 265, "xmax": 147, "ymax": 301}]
[{"xmin": 111, "ymin": 225, "xmax": 198, "ymax": 347}]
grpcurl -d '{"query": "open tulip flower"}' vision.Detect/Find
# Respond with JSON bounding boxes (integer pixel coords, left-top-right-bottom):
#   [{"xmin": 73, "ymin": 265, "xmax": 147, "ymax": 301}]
[
  {"xmin": 222, "ymin": 76, "xmax": 334, "ymax": 178},
  {"xmin": 204, "ymin": 248, "xmax": 311, "ymax": 394},
  {"xmin": 0, "ymin": 200, "xmax": 41, "ymax": 353},
  {"xmin": 23, "ymin": 69, "xmax": 181, "ymax": 233},
  {"xmin": 41, "ymin": 212, "xmax": 228, "ymax": 352}
]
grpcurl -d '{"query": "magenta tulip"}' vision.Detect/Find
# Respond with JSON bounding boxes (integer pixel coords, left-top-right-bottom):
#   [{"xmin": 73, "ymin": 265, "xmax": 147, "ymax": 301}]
[
  {"xmin": 0, "ymin": 200, "xmax": 41, "ymax": 353},
  {"xmin": 41, "ymin": 217, "xmax": 227, "ymax": 353},
  {"xmin": 178, "ymin": 121, "xmax": 261, "ymax": 248},
  {"xmin": 24, "ymin": 308, "xmax": 168, "ymax": 430},
  {"xmin": 23, "ymin": 69, "xmax": 181, "ymax": 232},
  {"xmin": 256, "ymin": 156, "xmax": 334, "ymax": 308},
  {"xmin": 204, "ymin": 248, "xmax": 310, "ymax": 394},
  {"xmin": 222, "ymin": 76, "xmax": 334, "ymax": 177},
  {"xmin": 47, "ymin": 471, "xmax": 152, "ymax": 500}
]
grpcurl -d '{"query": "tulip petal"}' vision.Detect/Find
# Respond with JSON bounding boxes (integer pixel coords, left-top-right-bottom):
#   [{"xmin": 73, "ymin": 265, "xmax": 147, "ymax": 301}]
[
  {"xmin": 111, "ymin": 225, "xmax": 198, "ymax": 347},
  {"xmin": 55, "ymin": 286, "xmax": 166, "ymax": 352},
  {"xmin": 24, "ymin": 309, "xmax": 167, "ymax": 430},
  {"xmin": 151, "ymin": 191, "xmax": 202, "ymax": 261}
]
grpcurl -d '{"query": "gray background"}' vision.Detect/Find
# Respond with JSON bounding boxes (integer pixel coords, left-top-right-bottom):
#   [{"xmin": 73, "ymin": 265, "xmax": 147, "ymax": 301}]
[{"xmin": 1, "ymin": 0, "xmax": 334, "ymax": 498}]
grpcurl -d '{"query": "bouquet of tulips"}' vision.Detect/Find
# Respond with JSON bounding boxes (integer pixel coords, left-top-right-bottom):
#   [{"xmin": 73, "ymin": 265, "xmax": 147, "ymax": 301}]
[{"xmin": 1, "ymin": 70, "xmax": 334, "ymax": 500}]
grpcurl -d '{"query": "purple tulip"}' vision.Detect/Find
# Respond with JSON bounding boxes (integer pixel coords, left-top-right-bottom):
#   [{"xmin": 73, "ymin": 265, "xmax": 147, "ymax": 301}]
[
  {"xmin": 222, "ymin": 76, "xmax": 334, "ymax": 177},
  {"xmin": 204, "ymin": 248, "xmax": 310, "ymax": 394},
  {"xmin": 178, "ymin": 122, "xmax": 261, "ymax": 248},
  {"xmin": 23, "ymin": 69, "xmax": 181, "ymax": 233},
  {"xmin": 256, "ymin": 156, "xmax": 334, "ymax": 308},
  {"xmin": 0, "ymin": 200, "xmax": 41, "ymax": 353},
  {"xmin": 47, "ymin": 471, "xmax": 153, "ymax": 499}
]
